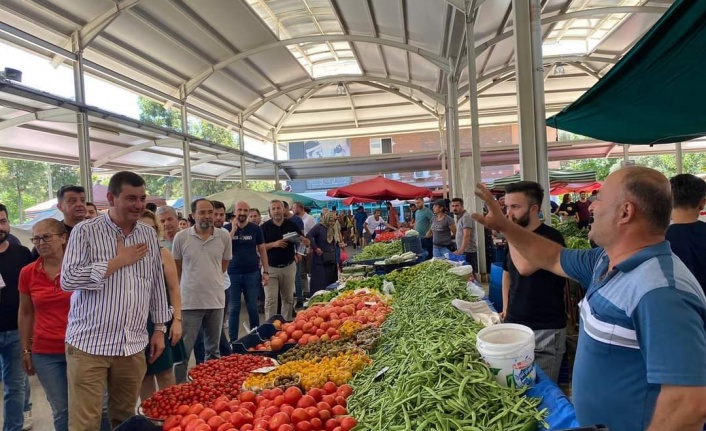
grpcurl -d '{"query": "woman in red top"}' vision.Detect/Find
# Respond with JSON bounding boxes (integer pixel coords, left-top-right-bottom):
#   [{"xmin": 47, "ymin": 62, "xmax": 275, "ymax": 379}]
[{"xmin": 18, "ymin": 219, "xmax": 71, "ymax": 431}]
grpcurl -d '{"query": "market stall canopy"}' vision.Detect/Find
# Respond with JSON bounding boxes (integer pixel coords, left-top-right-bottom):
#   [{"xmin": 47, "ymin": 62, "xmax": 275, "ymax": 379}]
[
  {"xmin": 486, "ymin": 170, "xmax": 597, "ymax": 191},
  {"xmin": 547, "ymin": 0, "xmax": 706, "ymax": 144},
  {"xmin": 327, "ymin": 176, "xmax": 432, "ymax": 201},
  {"xmin": 270, "ymin": 191, "xmax": 326, "ymax": 209},
  {"xmin": 24, "ymin": 184, "xmax": 165, "ymax": 215},
  {"xmin": 341, "ymin": 196, "xmax": 378, "ymax": 206},
  {"xmin": 206, "ymin": 188, "xmax": 293, "ymax": 213},
  {"xmin": 14, "ymin": 208, "xmax": 64, "ymax": 231},
  {"xmin": 550, "ymin": 182, "xmax": 602, "ymax": 196}
]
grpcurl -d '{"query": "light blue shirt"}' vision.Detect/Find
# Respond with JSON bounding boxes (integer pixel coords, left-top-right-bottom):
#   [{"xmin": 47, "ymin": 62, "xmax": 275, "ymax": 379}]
[
  {"xmin": 414, "ymin": 207, "xmax": 433, "ymax": 236},
  {"xmin": 62, "ymin": 214, "xmax": 171, "ymax": 356},
  {"xmin": 560, "ymin": 243, "xmax": 706, "ymax": 431}
]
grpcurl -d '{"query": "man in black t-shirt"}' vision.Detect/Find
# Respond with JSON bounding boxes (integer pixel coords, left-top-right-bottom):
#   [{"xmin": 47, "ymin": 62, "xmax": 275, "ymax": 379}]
[
  {"xmin": 575, "ymin": 191, "xmax": 592, "ymax": 229},
  {"xmin": 501, "ymin": 182, "xmax": 567, "ymax": 383},
  {"xmin": 666, "ymin": 174, "xmax": 706, "ymax": 293},
  {"xmin": 0, "ymin": 203, "xmax": 34, "ymax": 431},
  {"xmin": 261, "ymin": 200, "xmax": 310, "ymax": 320}
]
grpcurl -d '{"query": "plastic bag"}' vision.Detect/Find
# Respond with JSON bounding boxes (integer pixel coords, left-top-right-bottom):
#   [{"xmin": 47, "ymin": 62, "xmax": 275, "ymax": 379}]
[
  {"xmin": 383, "ymin": 280, "xmax": 396, "ymax": 295},
  {"xmin": 451, "ymin": 299, "xmax": 500, "ymax": 327},
  {"xmin": 466, "ymin": 280, "xmax": 485, "ymax": 298},
  {"xmin": 340, "ymin": 250, "xmax": 348, "ymax": 263},
  {"xmin": 449, "ymin": 265, "xmax": 474, "ymax": 276}
]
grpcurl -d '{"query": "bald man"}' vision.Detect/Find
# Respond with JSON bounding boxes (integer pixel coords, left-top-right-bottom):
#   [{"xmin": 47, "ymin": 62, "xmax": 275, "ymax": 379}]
[
  {"xmin": 472, "ymin": 166, "xmax": 706, "ymax": 431},
  {"xmin": 227, "ymin": 201, "xmax": 269, "ymax": 341}
]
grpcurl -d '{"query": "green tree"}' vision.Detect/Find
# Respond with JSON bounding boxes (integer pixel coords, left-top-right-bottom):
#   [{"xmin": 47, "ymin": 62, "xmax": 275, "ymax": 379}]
[
  {"xmin": 0, "ymin": 160, "xmax": 48, "ymax": 223},
  {"xmin": 49, "ymin": 164, "xmax": 81, "ymax": 196},
  {"xmin": 559, "ymin": 158, "xmax": 620, "ymax": 181},
  {"xmin": 138, "ymin": 97, "xmax": 181, "ymax": 131},
  {"xmin": 247, "ymin": 180, "xmax": 276, "ymax": 192}
]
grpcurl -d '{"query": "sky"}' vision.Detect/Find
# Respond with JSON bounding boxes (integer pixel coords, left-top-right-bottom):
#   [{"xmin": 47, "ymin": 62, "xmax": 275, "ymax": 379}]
[{"xmin": 0, "ymin": 42, "xmax": 283, "ymax": 160}]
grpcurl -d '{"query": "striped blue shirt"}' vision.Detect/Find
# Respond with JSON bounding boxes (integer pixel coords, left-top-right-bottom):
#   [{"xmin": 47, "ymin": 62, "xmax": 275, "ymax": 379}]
[
  {"xmin": 61, "ymin": 213, "xmax": 171, "ymax": 356},
  {"xmin": 561, "ymin": 242, "xmax": 706, "ymax": 431}
]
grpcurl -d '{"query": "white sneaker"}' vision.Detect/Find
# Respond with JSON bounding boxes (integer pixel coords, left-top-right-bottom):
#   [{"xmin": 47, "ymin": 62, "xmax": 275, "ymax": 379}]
[{"xmin": 22, "ymin": 411, "xmax": 33, "ymax": 430}]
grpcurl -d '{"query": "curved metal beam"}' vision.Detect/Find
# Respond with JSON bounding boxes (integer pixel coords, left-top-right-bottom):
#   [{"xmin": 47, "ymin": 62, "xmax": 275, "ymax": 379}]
[
  {"xmin": 472, "ymin": 6, "xmax": 669, "ymax": 59},
  {"xmin": 274, "ymin": 86, "xmax": 326, "ymax": 134},
  {"xmin": 457, "ymin": 55, "xmax": 617, "ymax": 96},
  {"xmin": 243, "ymin": 75, "xmax": 446, "ymax": 120},
  {"xmin": 359, "ymin": 82, "xmax": 439, "ymax": 119},
  {"xmin": 568, "ymin": 62, "xmax": 601, "ymax": 80},
  {"xmin": 184, "ymin": 35, "xmax": 451, "ymax": 95},
  {"xmin": 50, "ymin": 0, "xmax": 142, "ymax": 65}
]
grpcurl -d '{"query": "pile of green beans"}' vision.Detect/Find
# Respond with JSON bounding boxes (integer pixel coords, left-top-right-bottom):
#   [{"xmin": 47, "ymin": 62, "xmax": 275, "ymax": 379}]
[{"xmin": 348, "ymin": 260, "xmax": 547, "ymax": 431}]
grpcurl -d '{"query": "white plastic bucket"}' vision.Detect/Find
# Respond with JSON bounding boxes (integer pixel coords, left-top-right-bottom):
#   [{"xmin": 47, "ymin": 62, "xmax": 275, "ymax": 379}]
[{"xmin": 476, "ymin": 323, "xmax": 536, "ymax": 388}]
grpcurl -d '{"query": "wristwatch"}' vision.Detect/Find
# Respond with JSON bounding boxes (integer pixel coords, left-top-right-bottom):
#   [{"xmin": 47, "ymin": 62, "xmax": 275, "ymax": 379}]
[{"xmin": 154, "ymin": 324, "xmax": 167, "ymax": 333}]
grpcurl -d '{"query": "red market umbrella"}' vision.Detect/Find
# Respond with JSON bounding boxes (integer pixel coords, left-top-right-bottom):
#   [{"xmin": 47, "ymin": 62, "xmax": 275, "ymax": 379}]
[
  {"xmin": 550, "ymin": 181, "xmax": 602, "ymax": 196},
  {"xmin": 327, "ymin": 176, "xmax": 432, "ymax": 200},
  {"xmin": 342, "ymin": 196, "xmax": 378, "ymax": 206}
]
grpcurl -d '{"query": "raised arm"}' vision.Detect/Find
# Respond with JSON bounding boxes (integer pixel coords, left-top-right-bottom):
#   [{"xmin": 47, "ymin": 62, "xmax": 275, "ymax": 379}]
[
  {"xmin": 161, "ymin": 248, "xmax": 182, "ymax": 345},
  {"xmin": 472, "ymin": 184, "xmax": 567, "ymax": 278}
]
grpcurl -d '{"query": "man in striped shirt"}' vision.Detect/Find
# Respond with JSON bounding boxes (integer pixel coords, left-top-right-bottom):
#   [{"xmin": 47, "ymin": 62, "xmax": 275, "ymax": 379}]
[{"xmin": 61, "ymin": 172, "xmax": 171, "ymax": 431}]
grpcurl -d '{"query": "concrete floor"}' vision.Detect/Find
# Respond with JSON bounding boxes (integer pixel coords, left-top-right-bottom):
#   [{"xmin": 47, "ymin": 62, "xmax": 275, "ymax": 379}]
[{"xmin": 0, "ymin": 302, "xmax": 266, "ymax": 431}]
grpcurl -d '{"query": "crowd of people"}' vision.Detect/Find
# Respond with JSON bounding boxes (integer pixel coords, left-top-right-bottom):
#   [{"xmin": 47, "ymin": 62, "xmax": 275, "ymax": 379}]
[{"xmin": 1, "ymin": 166, "xmax": 706, "ymax": 431}]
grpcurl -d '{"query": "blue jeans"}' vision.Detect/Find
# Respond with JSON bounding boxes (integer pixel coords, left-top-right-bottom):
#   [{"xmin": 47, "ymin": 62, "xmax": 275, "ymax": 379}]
[
  {"xmin": 24, "ymin": 375, "xmax": 31, "ymax": 412},
  {"xmin": 433, "ymin": 245, "xmax": 452, "ymax": 258},
  {"xmin": 0, "ymin": 330, "xmax": 25, "ymax": 431},
  {"xmin": 32, "ymin": 354, "xmax": 68, "ymax": 431},
  {"xmin": 228, "ymin": 271, "xmax": 261, "ymax": 341}
]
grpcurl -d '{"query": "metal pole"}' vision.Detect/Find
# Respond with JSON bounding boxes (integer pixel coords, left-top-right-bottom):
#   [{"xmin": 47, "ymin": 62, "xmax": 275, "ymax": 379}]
[
  {"xmin": 446, "ymin": 73, "xmax": 462, "ymax": 198},
  {"xmin": 465, "ymin": 0, "xmax": 486, "ymax": 276},
  {"xmin": 529, "ymin": 0, "xmax": 551, "ymax": 222},
  {"xmin": 72, "ymin": 40, "xmax": 93, "ymax": 201},
  {"xmin": 676, "ymin": 142, "xmax": 683, "ymax": 174},
  {"xmin": 623, "ymin": 144, "xmax": 630, "ymax": 163},
  {"xmin": 181, "ymin": 101, "xmax": 192, "ymax": 210},
  {"xmin": 438, "ymin": 115, "xmax": 449, "ymax": 199},
  {"xmin": 239, "ymin": 119, "xmax": 247, "ymax": 188},
  {"xmin": 273, "ymin": 133, "xmax": 281, "ymax": 190}
]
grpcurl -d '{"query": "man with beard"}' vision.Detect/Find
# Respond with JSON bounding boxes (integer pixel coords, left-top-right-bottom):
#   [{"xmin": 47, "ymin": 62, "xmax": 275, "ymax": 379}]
[
  {"xmin": 32, "ymin": 185, "xmax": 87, "ymax": 259},
  {"xmin": 500, "ymin": 181, "xmax": 567, "ymax": 383},
  {"xmin": 86, "ymin": 202, "xmax": 99, "ymax": 219},
  {"xmin": 156, "ymin": 206, "xmax": 180, "ymax": 251},
  {"xmin": 228, "ymin": 201, "xmax": 269, "ymax": 340},
  {"xmin": 0, "ymin": 203, "xmax": 34, "ymax": 431},
  {"xmin": 262, "ymin": 200, "xmax": 309, "ymax": 320},
  {"xmin": 172, "ymin": 199, "xmax": 232, "ymax": 383}
]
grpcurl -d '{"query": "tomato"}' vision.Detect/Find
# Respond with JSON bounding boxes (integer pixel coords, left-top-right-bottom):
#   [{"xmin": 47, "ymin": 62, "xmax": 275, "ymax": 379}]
[
  {"xmin": 318, "ymin": 410, "xmax": 331, "ymax": 422},
  {"xmin": 324, "ymin": 419, "xmax": 338, "ymax": 431},
  {"xmin": 207, "ymin": 416, "xmax": 226, "ymax": 430},
  {"xmin": 316, "ymin": 402, "xmax": 331, "ymax": 413},
  {"xmin": 270, "ymin": 338, "xmax": 285, "ymax": 351},
  {"xmin": 240, "ymin": 402, "xmax": 257, "ymax": 414},
  {"xmin": 307, "ymin": 388, "xmax": 324, "ymax": 402},
  {"xmin": 270, "ymin": 388, "xmax": 284, "ymax": 399},
  {"xmin": 198, "ymin": 408, "xmax": 217, "ymax": 421},
  {"xmin": 290, "ymin": 408, "xmax": 309, "ymax": 424},
  {"xmin": 276, "ymin": 425, "xmax": 294, "ymax": 431},
  {"xmin": 263, "ymin": 406, "xmax": 279, "ymax": 418},
  {"xmin": 229, "ymin": 412, "xmax": 246, "ymax": 428},
  {"xmin": 294, "ymin": 421, "xmax": 312, "ymax": 431},
  {"xmin": 339, "ymin": 417, "xmax": 357, "ymax": 431},
  {"xmin": 322, "ymin": 382, "xmax": 337, "ymax": 395},
  {"xmin": 177, "ymin": 405, "xmax": 191, "ymax": 415},
  {"xmin": 296, "ymin": 395, "xmax": 316, "ymax": 409},
  {"xmin": 194, "ymin": 424, "xmax": 211, "ymax": 431},
  {"xmin": 164, "ymin": 415, "xmax": 183, "ymax": 430},
  {"xmin": 333, "ymin": 397, "xmax": 346, "ymax": 408},
  {"xmin": 273, "ymin": 395, "xmax": 285, "ymax": 407},
  {"xmin": 167, "ymin": 427, "xmax": 182, "ymax": 431},
  {"xmin": 269, "ymin": 412, "xmax": 290, "ymax": 430},
  {"xmin": 304, "ymin": 407, "xmax": 319, "ymax": 420},
  {"xmin": 240, "ymin": 425, "xmax": 253, "ymax": 431},
  {"xmin": 331, "ymin": 406, "xmax": 347, "ymax": 416},
  {"xmin": 181, "ymin": 415, "xmax": 199, "ymax": 428},
  {"xmin": 185, "ymin": 419, "xmax": 206, "ymax": 431},
  {"xmin": 309, "ymin": 418, "xmax": 323, "ymax": 430},
  {"xmin": 216, "ymin": 424, "xmax": 234, "ymax": 431},
  {"xmin": 212, "ymin": 400, "xmax": 229, "ymax": 414},
  {"xmin": 284, "ymin": 386, "xmax": 303, "ymax": 406},
  {"xmin": 187, "ymin": 404, "xmax": 205, "ymax": 416},
  {"xmin": 218, "ymin": 412, "xmax": 231, "ymax": 422},
  {"xmin": 336, "ymin": 385, "xmax": 353, "ymax": 399},
  {"xmin": 240, "ymin": 391, "xmax": 257, "ymax": 403}
]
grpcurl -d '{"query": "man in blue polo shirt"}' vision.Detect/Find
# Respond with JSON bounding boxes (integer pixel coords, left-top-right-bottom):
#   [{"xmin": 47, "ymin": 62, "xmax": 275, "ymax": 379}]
[{"xmin": 471, "ymin": 166, "xmax": 706, "ymax": 431}]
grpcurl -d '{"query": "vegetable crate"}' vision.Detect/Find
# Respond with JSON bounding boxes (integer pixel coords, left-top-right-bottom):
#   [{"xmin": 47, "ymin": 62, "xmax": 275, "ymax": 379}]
[
  {"xmin": 373, "ymin": 259, "xmax": 419, "ymax": 274},
  {"xmin": 230, "ymin": 323, "xmax": 296, "ymax": 358},
  {"xmin": 401, "ymin": 236, "xmax": 423, "ymax": 254}
]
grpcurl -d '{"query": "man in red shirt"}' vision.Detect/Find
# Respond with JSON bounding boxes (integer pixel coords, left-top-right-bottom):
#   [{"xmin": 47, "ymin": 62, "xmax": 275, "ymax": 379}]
[{"xmin": 386, "ymin": 202, "xmax": 399, "ymax": 229}]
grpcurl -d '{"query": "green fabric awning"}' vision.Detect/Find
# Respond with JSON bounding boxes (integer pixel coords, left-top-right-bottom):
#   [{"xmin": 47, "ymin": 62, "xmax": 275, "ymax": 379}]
[
  {"xmin": 547, "ymin": 0, "xmax": 706, "ymax": 145},
  {"xmin": 270, "ymin": 190, "xmax": 327, "ymax": 209},
  {"xmin": 486, "ymin": 170, "xmax": 597, "ymax": 191}
]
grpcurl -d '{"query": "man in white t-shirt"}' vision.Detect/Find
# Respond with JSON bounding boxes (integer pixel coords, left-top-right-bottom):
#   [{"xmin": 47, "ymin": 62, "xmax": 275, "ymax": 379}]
[
  {"xmin": 172, "ymin": 199, "xmax": 232, "ymax": 383},
  {"xmin": 364, "ymin": 209, "xmax": 396, "ymax": 241}
]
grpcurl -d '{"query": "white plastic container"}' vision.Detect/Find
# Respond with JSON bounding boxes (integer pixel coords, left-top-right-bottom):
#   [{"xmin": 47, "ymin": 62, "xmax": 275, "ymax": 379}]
[{"xmin": 476, "ymin": 323, "xmax": 536, "ymax": 388}]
